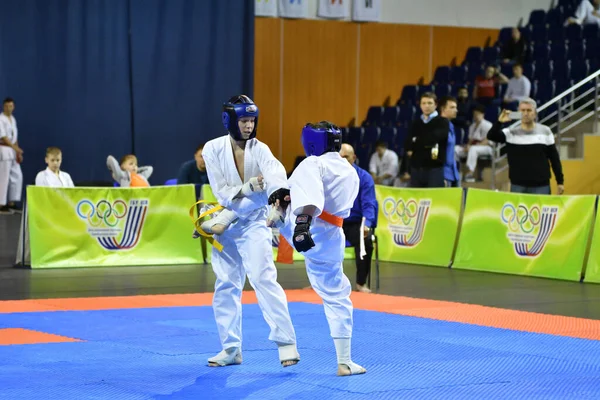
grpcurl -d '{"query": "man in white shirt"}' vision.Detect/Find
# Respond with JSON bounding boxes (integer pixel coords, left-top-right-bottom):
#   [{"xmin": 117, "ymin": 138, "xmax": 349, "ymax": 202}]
[
  {"xmin": 0, "ymin": 97, "xmax": 24, "ymax": 214},
  {"xmin": 35, "ymin": 147, "xmax": 75, "ymax": 187},
  {"xmin": 503, "ymin": 64, "xmax": 531, "ymax": 110},
  {"xmin": 455, "ymin": 105, "xmax": 494, "ymax": 183},
  {"xmin": 567, "ymin": 0, "xmax": 600, "ymax": 26},
  {"xmin": 368, "ymin": 141, "xmax": 399, "ymax": 186}
]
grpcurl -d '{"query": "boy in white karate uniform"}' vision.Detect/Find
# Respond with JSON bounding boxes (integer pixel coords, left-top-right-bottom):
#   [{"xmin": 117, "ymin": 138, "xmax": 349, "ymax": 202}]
[
  {"xmin": 35, "ymin": 147, "xmax": 74, "ymax": 188},
  {"xmin": 267, "ymin": 121, "xmax": 366, "ymax": 376},
  {"xmin": 198, "ymin": 95, "xmax": 299, "ymax": 368}
]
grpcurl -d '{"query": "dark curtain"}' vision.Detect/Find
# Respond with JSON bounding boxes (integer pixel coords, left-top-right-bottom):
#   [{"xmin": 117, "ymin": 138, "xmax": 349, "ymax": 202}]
[
  {"xmin": 0, "ymin": 0, "xmax": 254, "ymax": 188},
  {"xmin": 129, "ymin": 0, "xmax": 254, "ymax": 184},
  {"xmin": 0, "ymin": 0, "xmax": 133, "ymax": 187}
]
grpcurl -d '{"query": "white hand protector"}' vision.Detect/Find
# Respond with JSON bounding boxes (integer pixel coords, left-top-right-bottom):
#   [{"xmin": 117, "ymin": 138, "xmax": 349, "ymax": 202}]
[
  {"xmin": 240, "ymin": 176, "xmax": 266, "ymax": 197},
  {"xmin": 266, "ymin": 203, "xmax": 287, "ymax": 229}
]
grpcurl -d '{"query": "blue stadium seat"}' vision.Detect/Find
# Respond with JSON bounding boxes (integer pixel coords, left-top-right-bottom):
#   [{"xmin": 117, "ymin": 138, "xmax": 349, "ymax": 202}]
[
  {"xmin": 550, "ymin": 42, "xmax": 568, "ymax": 61},
  {"xmin": 165, "ymin": 179, "xmax": 177, "ymax": 185},
  {"xmin": 463, "ymin": 47, "xmax": 482, "ymax": 64},
  {"xmin": 482, "ymin": 47, "xmax": 500, "ymax": 64},
  {"xmin": 536, "ymin": 80, "xmax": 557, "ymax": 104},
  {"xmin": 435, "ymin": 83, "xmax": 452, "ymax": 99},
  {"xmin": 362, "ymin": 126, "xmax": 379, "ymax": 145},
  {"xmin": 568, "ymin": 41, "xmax": 585, "ymax": 60},
  {"xmin": 449, "ymin": 66, "xmax": 467, "ymax": 83},
  {"xmin": 363, "ymin": 106, "xmax": 383, "ymax": 126},
  {"xmin": 533, "ymin": 60, "xmax": 554, "ymax": 81},
  {"xmin": 398, "ymin": 85, "xmax": 418, "ymax": 105},
  {"xmin": 532, "ymin": 43, "xmax": 550, "ymax": 61},
  {"xmin": 381, "ymin": 107, "xmax": 399, "ymax": 127},
  {"xmin": 466, "ymin": 63, "xmax": 483, "ymax": 83},
  {"xmin": 530, "ymin": 80, "xmax": 539, "ymax": 99},
  {"xmin": 584, "ymin": 24, "xmax": 599, "ymax": 40},
  {"xmin": 552, "ymin": 59, "xmax": 571, "ymax": 87},
  {"xmin": 348, "ymin": 127, "xmax": 363, "ymax": 149},
  {"xmin": 522, "ymin": 62, "xmax": 535, "ymax": 80},
  {"xmin": 530, "ymin": 25, "xmax": 548, "ymax": 43},
  {"xmin": 378, "ymin": 127, "xmax": 396, "ymax": 146},
  {"xmin": 497, "ymin": 27, "xmax": 513, "ymax": 45},
  {"xmin": 355, "ymin": 143, "xmax": 372, "ymax": 171},
  {"xmin": 398, "ymin": 104, "xmax": 416, "ymax": 124},
  {"xmin": 545, "ymin": 8, "xmax": 564, "ymax": 29},
  {"xmin": 566, "ymin": 24, "xmax": 583, "ymax": 41},
  {"xmin": 528, "ymin": 9, "xmax": 546, "ymax": 26},
  {"xmin": 500, "ymin": 63, "xmax": 513, "ymax": 78},
  {"xmin": 484, "ymin": 106, "xmax": 500, "ymax": 122},
  {"xmin": 585, "ymin": 38, "xmax": 600, "ymax": 60},
  {"xmin": 432, "ymin": 66, "xmax": 451, "ymax": 84},
  {"xmin": 391, "ymin": 127, "xmax": 407, "ymax": 156},
  {"xmin": 571, "ymin": 59, "xmax": 590, "ymax": 83},
  {"xmin": 547, "ymin": 27, "xmax": 565, "ymax": 43},
  {"xmin": 418, "ymin": 84, "xmax": 435, "ymax": 95}
]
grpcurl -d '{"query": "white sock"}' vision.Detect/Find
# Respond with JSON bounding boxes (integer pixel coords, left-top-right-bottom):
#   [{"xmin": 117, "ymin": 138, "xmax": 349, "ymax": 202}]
[{"xmin": 333, "ymin": 338, "xmax": 351, "ymax": 364}]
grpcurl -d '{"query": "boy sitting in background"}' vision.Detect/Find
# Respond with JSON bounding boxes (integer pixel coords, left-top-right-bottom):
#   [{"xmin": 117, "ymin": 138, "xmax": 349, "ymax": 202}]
[
  {"xmin": 107, "ymin": 154, "xmax": 153, "ymax": 187},
  {"xmin": 35, "ymin": 147, "xmax": 74, "ymax": 187}
]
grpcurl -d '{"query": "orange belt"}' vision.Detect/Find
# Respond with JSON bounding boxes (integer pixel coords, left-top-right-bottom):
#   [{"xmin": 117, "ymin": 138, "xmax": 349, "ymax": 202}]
[{"xmin": 318, "ymin": 210, "xmax": 343, "ymax": 227}]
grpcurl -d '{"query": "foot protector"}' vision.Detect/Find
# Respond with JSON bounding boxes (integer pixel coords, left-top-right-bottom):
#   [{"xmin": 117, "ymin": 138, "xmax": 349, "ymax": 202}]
[
  {"xmin": 208, "ymin": 348, "xmax": 242, "ymax": 367},
  {"xmin": 337, "ymin": 361, "xmax": 367, "ymax": 376},
  {"xmin": 278, "ymin": 343, "xmax": 300, "ymax": 367}
]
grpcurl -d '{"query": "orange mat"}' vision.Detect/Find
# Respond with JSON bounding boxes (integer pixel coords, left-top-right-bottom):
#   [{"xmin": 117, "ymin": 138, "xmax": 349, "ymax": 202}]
[
  {"xmin": 1, "ymin": 290, "xmax": 599, "ymax": 341},
  {"xmin": 0, "ymin": 328, "xmax": 82, "ymax": 345}
]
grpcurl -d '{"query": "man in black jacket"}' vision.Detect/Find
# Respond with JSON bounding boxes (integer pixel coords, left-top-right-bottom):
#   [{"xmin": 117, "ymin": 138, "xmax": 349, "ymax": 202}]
[
  {"xmin": 487, "ymin": 98, "xmax": 565, "ymax": 194},
  {"xmin": 404, "ymin": 92, "xmax": 450, "ymax": 188}
]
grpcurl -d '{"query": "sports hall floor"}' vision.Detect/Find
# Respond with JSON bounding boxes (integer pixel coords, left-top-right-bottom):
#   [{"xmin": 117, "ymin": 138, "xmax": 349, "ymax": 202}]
[{"xmin": 1, "ymin": 213, "xmax": 600, "ymax": 399}]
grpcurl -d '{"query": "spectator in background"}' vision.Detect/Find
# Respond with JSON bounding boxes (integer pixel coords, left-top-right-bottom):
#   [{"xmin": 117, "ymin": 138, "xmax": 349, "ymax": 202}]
[
  {"xmin": 176, "ymin": 144, "xmax": 209, "ymax": 185},
  {"xmin": 107, "ymin": 154, "xmax": 153, "ymax": 187},
  {"xmin": 35, "ymin": 147, "xmax": 74, "ymax": 187},
  {"xmin": 501, "ymin": 28, "xmax": 527, "ymax": 64},
  {"xmin": 487, "ymin": 98, "xmax": 564, "ymax": 194},
  {"xmin": 473, "ymin": 65, "xmax": 509, "ymax": 107},
  {"xmin": 0, "ymin": 97, "xmax": 23, "ymax": 214},
  {"xmin": 453, "ymin": 87, "xmax": 473, "ymax": 136},
  {"xmin": 439, "ymin": 96, "xmax": 461, "ymax": 187},
  {"xmin": 503, "ymin": 64, "xmax": 531, "ymax": 111},
  {"xmin": 340, "ymin": 143, "xmax": 378, "ymax": 293},
  {"xmin": 405, "ymin": 92, "xmax": 449, "ymax": 188},
  {"xmin": 368, "ymin": 141, "xmax": 399, "ymax": 186},
  {"xmin": 566, "ymin": 0, "xmax": 600, "ymax": 26},
  {"xmin": 456, "ymin": 105, "xmax": 494, "ymax": 183}
]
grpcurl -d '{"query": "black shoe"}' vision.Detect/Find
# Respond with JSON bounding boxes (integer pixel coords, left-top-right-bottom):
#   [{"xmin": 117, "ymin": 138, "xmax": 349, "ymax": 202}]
[{"xmin": 0, "ymin": 206, "xmax": 14, "ymax": 215}]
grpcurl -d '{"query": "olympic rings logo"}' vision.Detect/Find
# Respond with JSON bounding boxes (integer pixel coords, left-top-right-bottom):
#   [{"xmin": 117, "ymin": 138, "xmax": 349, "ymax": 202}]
[
  {"xmin": 76, "ymin": 199, "xmax": 128, "ymax": 227},
  {"xmin": 500, "ymin": 203, "xmax": 541, "ymax": 234},
  {"xmin": 382, "ymin": 197, "xmax": 420, "ymax": 225}
]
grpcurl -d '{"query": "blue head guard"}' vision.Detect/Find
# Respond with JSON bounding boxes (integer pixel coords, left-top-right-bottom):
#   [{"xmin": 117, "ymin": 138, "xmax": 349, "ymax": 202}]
[
  {"xmin": 301, "ymin": 121, "xmax": 342, "ymax": 157},
  {"xmin": 222, "ymin": 95, "xmax": 259, "ymax": 141}
]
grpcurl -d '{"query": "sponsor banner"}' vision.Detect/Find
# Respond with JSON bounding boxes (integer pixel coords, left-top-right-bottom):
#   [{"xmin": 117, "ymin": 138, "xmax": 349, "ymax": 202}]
[
  {"xmin": 279, "ymin": 0, "xmax": 309, "ymax": 18},
  {"xmin": 28, "ymin": 185, "xmax": 202, "ymax": 268},
  {"xmin": 352, "ymin": 0, "xmax": 381, "ymax": 22},
  {"xmin": 318, "ymin": 0, "xmax": 350, "ymax": 19},
  {"xmin": 453, "ymin": 189, "xmax": 595, "ymax": 281},
  {"xmin": 583, "ymin": 199, "xmax": 600, "ymax": 283},
  {"xmin": 255, "ymin": 0, "xmax": 278, "ymax": 17},
  {"xmin": 375, "ymin": 186, "xmax": 463, "ymax": 267}
]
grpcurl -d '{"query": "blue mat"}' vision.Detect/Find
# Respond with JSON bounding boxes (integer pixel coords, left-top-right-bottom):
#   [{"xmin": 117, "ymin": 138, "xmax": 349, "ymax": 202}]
[{"xmin": 1, "ymin": 302, "xmax": 600, "ymax": 399}]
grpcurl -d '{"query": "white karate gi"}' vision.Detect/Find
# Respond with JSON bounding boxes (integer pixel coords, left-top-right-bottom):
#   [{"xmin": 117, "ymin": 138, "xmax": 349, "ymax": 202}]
[
  {"xmin": 0, "ymin": 113, "xmax": 23, "ymax": 205},
  {"xmin": 280, "ymin": 152, "xmax": 360, "ymax": 338},
  {"xmin": 202, "ymin": 134, "xmax": 296, "ymax": 351},
  {"xmin": 35, "ymin": 168, "xmax": 74, "ymax": 188},
  {"xmin": 18, "ymin": 168, "xmax": 75, "ymax": 266}
]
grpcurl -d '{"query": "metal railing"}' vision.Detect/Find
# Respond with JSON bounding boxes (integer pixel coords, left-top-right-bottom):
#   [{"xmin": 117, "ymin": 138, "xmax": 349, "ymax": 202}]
[{"xmin": 490, "ymin": 69, "xmax": 600, "ymax": 190}]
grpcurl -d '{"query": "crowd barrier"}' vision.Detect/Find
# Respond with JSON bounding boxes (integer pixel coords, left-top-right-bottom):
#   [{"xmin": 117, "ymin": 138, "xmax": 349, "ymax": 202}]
[
  {"xmin": 26, "ymin": 185, "xmax": 203, "ymax": 268},
  {"xmin": 22, "ymin": 184, "xmax": 600, "ymax": 284}
]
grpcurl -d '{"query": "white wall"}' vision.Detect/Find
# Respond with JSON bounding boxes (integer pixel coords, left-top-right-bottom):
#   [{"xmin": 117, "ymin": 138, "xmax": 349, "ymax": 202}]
[{"xmin": 302, "ymin": 0, "xmax": 554, "ymax": 29}]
